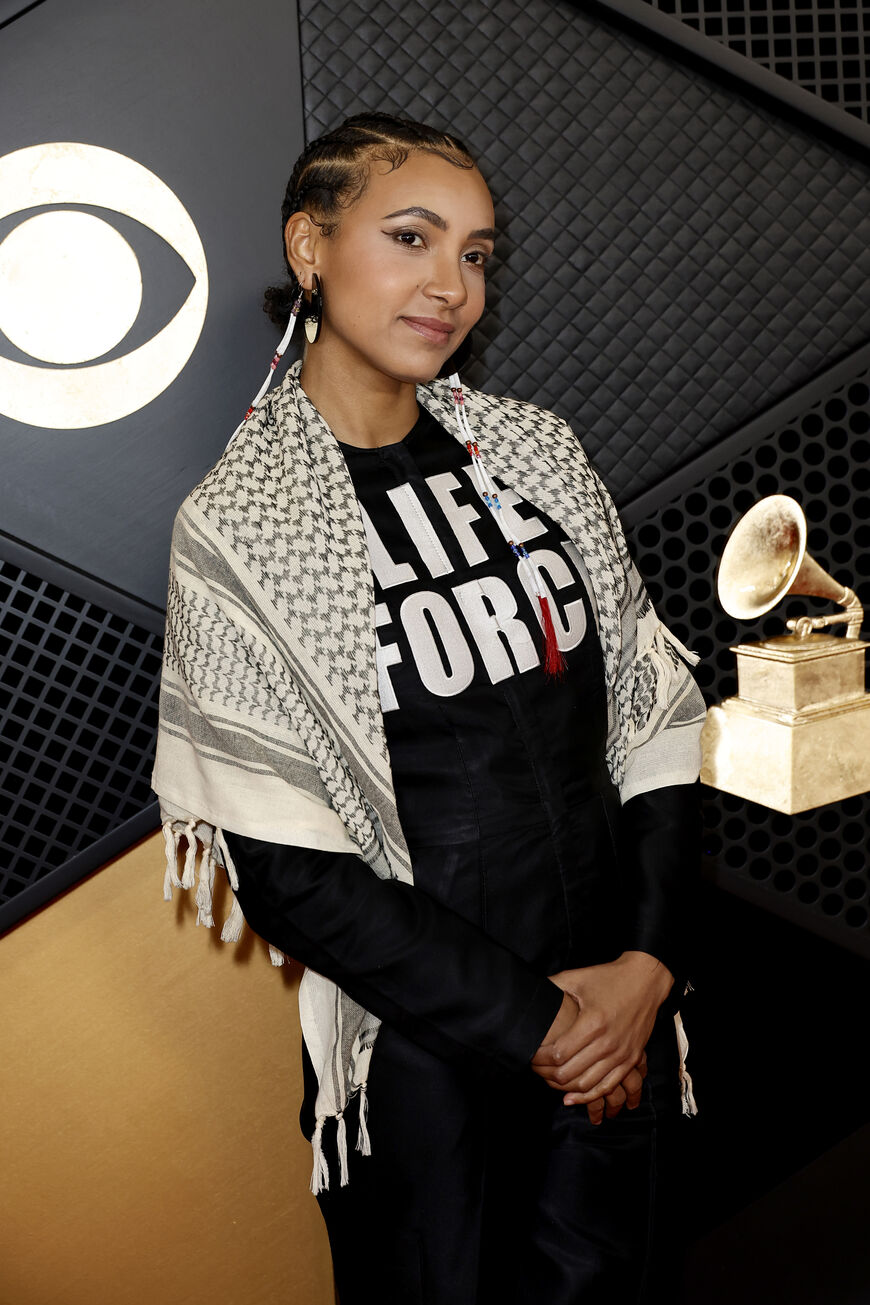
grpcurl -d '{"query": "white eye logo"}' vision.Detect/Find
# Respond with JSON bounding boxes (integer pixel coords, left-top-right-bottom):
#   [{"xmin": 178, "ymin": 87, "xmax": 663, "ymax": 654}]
[{"xmin": 0, "ymin": 142, "xmax": 208, "ymax": 429}]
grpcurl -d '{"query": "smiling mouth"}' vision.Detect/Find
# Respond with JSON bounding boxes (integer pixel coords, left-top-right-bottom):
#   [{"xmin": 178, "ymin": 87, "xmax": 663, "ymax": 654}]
[{"xmin": 402, "ymin": 318, "xmax": 454, "ymax": 345}]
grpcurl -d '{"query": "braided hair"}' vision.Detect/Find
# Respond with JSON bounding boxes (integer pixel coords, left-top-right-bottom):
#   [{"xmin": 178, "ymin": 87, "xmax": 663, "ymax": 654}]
[{"xmin": 263, "ymin": 112, "xmax": 476, "ymax": 329}]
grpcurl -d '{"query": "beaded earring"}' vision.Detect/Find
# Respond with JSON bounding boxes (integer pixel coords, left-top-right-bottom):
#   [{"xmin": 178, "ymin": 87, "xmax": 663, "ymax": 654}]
[
  {"xmin": 447, "ymin": 370, "xmax": 568, "ymax": 680},
  {"xmin": 223, "ymin": 286, "xmax": 303, "ymax": 451},
  {"xmin": 303, "ymin": 273, "xmax": 323, "ymax": 343}
]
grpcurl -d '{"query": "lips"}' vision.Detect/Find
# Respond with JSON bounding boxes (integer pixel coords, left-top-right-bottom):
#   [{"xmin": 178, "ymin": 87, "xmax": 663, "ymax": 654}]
[{"xmin": 402, "ymin": 317, "xmax": 455, "ymax": 344}]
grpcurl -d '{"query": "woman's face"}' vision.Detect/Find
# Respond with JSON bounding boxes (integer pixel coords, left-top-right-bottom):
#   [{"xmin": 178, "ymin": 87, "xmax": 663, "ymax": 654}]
[{"xmin": 290, "ymin": 150, "xmax": 496, "ymax": 384}]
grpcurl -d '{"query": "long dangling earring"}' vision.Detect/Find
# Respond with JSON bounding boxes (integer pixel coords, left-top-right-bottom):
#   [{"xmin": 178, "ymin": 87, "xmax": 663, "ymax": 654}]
[
  {"xmin": 223, "ymin": 284, "xmax": 303, "ymax": 451},
  {"xmin": 304, "ymin": 272, "xmax": 323, "ymax": 343}
]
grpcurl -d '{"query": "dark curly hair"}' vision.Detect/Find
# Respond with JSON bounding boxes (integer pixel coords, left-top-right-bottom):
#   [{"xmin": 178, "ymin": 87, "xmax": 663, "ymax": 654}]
[{"xmin": 263, "ymin": 111, "xmax": 478, "ymax": 332}]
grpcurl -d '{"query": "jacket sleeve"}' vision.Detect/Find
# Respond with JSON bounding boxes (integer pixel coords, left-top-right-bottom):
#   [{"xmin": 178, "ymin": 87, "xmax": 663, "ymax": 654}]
[
  {"xmin": 618, "ymin": 780, "xmax": 702, "ymax": 1013},
  {"xmin": 223, "ymin": 828, "xmax": 565, "ymax": 1077}
]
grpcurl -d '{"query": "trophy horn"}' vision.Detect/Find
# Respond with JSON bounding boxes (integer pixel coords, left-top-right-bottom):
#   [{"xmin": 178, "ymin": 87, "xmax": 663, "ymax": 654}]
[{"xmin": 717, "ymin": 494, "xmax": 863, "ymax": 639}]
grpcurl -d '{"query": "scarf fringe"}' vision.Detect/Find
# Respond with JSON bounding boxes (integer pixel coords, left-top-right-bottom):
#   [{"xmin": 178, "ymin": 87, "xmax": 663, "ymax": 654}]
[
  {"xmin": 181, "ymin": 818, "xmax": 198, "ymax": 889},
  {"xmin": 674, "ymin": 1007, "xmax": 698, "ymax": 1117},
  {"xmin": 308, "ymin": 1085, "xmax": 371, "ymax": 1193},
  {"xmin": 161, "ymin": 817, "xmax": 247, "ymax": 940},
  {"xmin": 220, "ymin": 893, "xmax": 244, "ymax": 942},
  {"xmin": 336, "ymin": 1114, "xmax": 349, "ymax": 1187},
  {"xmin": 355, "ymin": 1083, "xmax": 371, "ymax": 1156},
  {"xmin": 309, "ymin": 1117, "xmax": 330, "ymax": 1195},
  {"xmin": 194, "ymin": 840, "xmax": 216, "ymax": 928}
]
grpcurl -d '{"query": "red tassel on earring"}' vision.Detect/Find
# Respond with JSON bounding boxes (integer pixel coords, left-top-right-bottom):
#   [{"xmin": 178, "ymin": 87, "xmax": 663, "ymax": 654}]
[{"xmin": 538, "ymin": 595, "xmax": 567, "ymax": 679}]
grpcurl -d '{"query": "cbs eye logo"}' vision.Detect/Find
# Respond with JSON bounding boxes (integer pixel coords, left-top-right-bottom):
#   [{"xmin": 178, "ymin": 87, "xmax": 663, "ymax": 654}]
[{"xmin": 0, "ymin": 142, "xmax": 208, "ymax": 429}]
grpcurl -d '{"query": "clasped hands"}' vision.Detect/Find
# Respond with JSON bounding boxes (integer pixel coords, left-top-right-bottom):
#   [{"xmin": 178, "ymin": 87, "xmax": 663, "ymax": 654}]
[{"xmin": 531, "ymin": 950, "xmax": 673, "ymax": 1125}]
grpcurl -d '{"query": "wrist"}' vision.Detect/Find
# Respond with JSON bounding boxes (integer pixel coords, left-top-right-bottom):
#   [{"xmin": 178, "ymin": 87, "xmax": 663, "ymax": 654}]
[
  {"xmin": 617, "ymin": 950, "xmax": 674, "ymax": 1001},
  {"xmin": 542, "ymin": 989, "xmax": 577, "ymax": 1046}
]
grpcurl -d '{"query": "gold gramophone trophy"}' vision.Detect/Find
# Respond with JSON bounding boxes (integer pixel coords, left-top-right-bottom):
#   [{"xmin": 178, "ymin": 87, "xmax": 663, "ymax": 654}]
[{"xmin": 700, "ymin": 494, "xmax": 870, "ymax": 814}]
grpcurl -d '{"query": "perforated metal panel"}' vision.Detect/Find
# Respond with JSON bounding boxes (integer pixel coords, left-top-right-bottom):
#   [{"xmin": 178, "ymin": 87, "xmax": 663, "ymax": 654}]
[
  {"xmin": 623, "ymin": 363, "xmax": 870, "ymax": 954},
  {"xmin": 0, "ymin": 551, "xmax": 162, "ymax": 927},
  {"xmin": 644, "ymin": 0, "xmax": 870, "ymax": 122}
]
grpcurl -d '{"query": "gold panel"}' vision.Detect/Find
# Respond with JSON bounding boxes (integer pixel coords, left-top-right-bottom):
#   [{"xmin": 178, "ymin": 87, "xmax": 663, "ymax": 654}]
[{"xmin": 0, "ymin": 832, "xmax": 335, "ymax": 1305}]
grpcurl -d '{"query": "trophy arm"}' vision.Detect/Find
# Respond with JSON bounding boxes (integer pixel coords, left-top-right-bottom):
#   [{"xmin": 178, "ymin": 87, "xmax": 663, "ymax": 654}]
[{"xmin": 786, "ymin": 585, "xmax": 864, "ymax": 640}]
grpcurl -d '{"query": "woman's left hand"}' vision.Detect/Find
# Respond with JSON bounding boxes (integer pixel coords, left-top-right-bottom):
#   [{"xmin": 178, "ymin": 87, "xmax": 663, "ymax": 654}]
[
  {"xmin": 531, "ymin": 950, "xmax": 672, "ymax": 1101},
  {"xmin": 583, "ymin": 1052, "xmax": 647, "ymax": 1123}
]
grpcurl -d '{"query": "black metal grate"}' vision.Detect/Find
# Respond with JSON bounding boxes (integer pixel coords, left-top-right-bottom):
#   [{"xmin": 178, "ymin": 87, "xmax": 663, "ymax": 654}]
[
  {"xmin": 643, "ymin": 0, "xmax": 870, "ymax": 123},
  {"xmin": 0, "ymin": 558, "xmax": 162, "ymax": 912},
  {"xmin": 625, "ymin": 369, "xmax": 870, "ymax": 952}
]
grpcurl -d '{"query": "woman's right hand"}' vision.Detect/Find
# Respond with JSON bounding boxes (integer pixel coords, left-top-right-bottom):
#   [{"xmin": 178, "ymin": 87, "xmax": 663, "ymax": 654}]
[
  {"xmin": 581, "ymin": 1051, "xmax": 647, "ymax": 1124},
  {"xmin": 538, "ymin": 993, "xmax": 648, "ymax": 1122}
]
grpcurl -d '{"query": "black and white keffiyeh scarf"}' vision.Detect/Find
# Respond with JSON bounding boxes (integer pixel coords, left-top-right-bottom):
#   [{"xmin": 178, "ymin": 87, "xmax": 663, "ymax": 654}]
[{"xmin": 151, "ymin": 358, "xmax": 706, "ymax": 1190}]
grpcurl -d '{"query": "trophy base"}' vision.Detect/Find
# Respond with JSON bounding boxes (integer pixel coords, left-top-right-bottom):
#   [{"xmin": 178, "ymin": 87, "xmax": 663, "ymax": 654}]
[
  {"xmin": 733, "ymin": 633, "xmax": 868, "ymax": 713},
  {"xmin": 701, "ymin": 694, "xmax": 870, "ymax": 814}
]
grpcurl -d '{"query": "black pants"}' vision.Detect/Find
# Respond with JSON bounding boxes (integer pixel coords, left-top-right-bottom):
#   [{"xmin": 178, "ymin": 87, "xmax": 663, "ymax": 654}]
[{"xmin": 302, "ymin": 996, "xmax": 687, "ymax": 1305}]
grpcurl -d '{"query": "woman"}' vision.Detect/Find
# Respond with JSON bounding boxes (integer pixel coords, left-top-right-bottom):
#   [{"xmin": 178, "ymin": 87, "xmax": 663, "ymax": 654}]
[{"xmin": 153, "ymin": 112, "xmax": 706, "ymax": 1304}]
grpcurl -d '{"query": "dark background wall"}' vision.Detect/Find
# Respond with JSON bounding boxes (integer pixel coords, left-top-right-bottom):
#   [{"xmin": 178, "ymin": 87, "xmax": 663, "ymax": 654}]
[
  {"xmin": 1, "ymin": 0, "xmax": 868, "ymax": 1296},
  {"xmin": 0, "ymin": 0, "xmax": 303, "ymax": 607}
]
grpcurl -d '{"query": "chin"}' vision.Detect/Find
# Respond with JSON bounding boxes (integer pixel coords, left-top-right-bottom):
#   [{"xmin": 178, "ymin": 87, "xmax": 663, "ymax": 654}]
[{"xmin": 380, "ymin": 356, "xmax": 446, "ymax": 386}]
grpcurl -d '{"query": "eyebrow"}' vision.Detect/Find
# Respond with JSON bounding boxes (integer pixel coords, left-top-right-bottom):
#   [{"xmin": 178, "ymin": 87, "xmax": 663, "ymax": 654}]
[{"xmin": 381, "ymin": 206, "xmax": 496, "ymax": 242}]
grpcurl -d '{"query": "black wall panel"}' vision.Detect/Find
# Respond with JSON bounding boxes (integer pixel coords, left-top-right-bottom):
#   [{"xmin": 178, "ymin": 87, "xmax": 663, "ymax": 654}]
[
  {"xmin": 0, "ymin": 0, "xmax": 304, "ymax": 610},
  {"xmin": 0, "ymin": 0, "xmax": 304, "ymax": 923}
]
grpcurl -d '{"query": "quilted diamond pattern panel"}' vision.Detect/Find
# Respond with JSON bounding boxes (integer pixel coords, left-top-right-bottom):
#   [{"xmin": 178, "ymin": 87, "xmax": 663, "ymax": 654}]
[{"xmin": 298, "ymin": 0, "xmax": 870, "ymax": 505}]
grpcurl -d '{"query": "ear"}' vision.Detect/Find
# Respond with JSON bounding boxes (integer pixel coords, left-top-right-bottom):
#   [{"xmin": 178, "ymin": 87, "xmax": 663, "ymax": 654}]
[{"xmin": 283, "ymin": 212, "xmax": 320, "ymax": 285}]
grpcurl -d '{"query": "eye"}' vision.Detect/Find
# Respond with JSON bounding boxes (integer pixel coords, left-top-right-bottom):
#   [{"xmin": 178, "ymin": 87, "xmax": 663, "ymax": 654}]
[
  {"xmin": 463, "ymin": 249, "xmax": 490, "ymax": 269},
  {"xmin": 390, "ymin": 228, "xmax": 426, "ymax": 248},
  {"xmin": 0, "ymin": 141, "xmax": 208, "ymax": 430}
]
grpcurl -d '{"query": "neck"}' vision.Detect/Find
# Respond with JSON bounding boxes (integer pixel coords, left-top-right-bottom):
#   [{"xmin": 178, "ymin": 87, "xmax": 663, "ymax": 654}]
[{"xmin": 298, "ymin": 341, "xmax": 422, "ymax": 449}]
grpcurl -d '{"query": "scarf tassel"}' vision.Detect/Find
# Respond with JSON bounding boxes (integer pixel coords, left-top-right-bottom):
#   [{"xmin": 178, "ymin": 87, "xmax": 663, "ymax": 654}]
[
  {"xmin": 336, "ymin": 1113, "xmax": 350, "ymax": 1187},
  {"xmin": 355, "ymin": 1084, "xmax": 371, "ymax": 1156},
  {"xmin": 220, "ymin": 893, "xmax": 245, "ymax": 942},
  {"xmin": 161, "ymin": 823, "xmax": 184, "ymax": 899},
  {"xmin": 674, "ymin": 1009, "xmax": 698, "ymax": 1117},
  {"xmin": 309, "ymin": 1117, "xmax": 330, "ymax": 1195},
  {"xmin": 538, "ymin": 595, "xmax": 568, "ymax": 679},
  {"xmin": 194, "ymin": 840, "xmax": 216, "ymax": 929},
  {"xmin": 180, "ymin": 818, "xmax": 198, "ymax": 889}
]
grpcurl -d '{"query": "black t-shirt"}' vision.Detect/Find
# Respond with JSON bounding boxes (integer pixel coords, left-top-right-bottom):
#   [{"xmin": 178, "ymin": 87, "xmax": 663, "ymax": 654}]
[{"xmin": 337, "ymin": 401, "xmax": 610, "ymax": 846}]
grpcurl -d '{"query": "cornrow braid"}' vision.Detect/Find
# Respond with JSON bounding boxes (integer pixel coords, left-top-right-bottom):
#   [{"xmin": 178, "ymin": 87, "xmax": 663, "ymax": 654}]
[{"xmin": 262, "ymin": 111, "xmax": 475, "ymax": 329}]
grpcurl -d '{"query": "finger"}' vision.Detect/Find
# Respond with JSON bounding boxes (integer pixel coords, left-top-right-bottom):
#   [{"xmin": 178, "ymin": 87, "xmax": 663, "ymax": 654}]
[
  {"xmin": 545, "ymin": 1045, "xmax": 632, "ymax": 1093},
  {"xmin": 604, "ymin": 1083, "xmax": 627, "ymax": 1117},
  {"xmin": 566, "ymin": 1067, "xmax": 641, "ymax": 1111},
  {"xmin": 551, "ymin": 1057, "xmax": 639, "ymax": 1101},
  {"xmin": 585, "ymin": 1096, "xmax": 605, "ymax": 1124},
  {"xmin": 621, "ymin": 1068, "xmax": 644, "ymax": 1109},
  {"xmin": 547, "ymin": 1011, "xmax": 609, "ymax": 1068}
]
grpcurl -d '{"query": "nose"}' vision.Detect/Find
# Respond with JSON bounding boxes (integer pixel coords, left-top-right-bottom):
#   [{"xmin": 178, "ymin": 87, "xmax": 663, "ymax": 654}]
[{"xmin": 422, "ymin": 247, "xmax": 469, "ymax": 308}]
